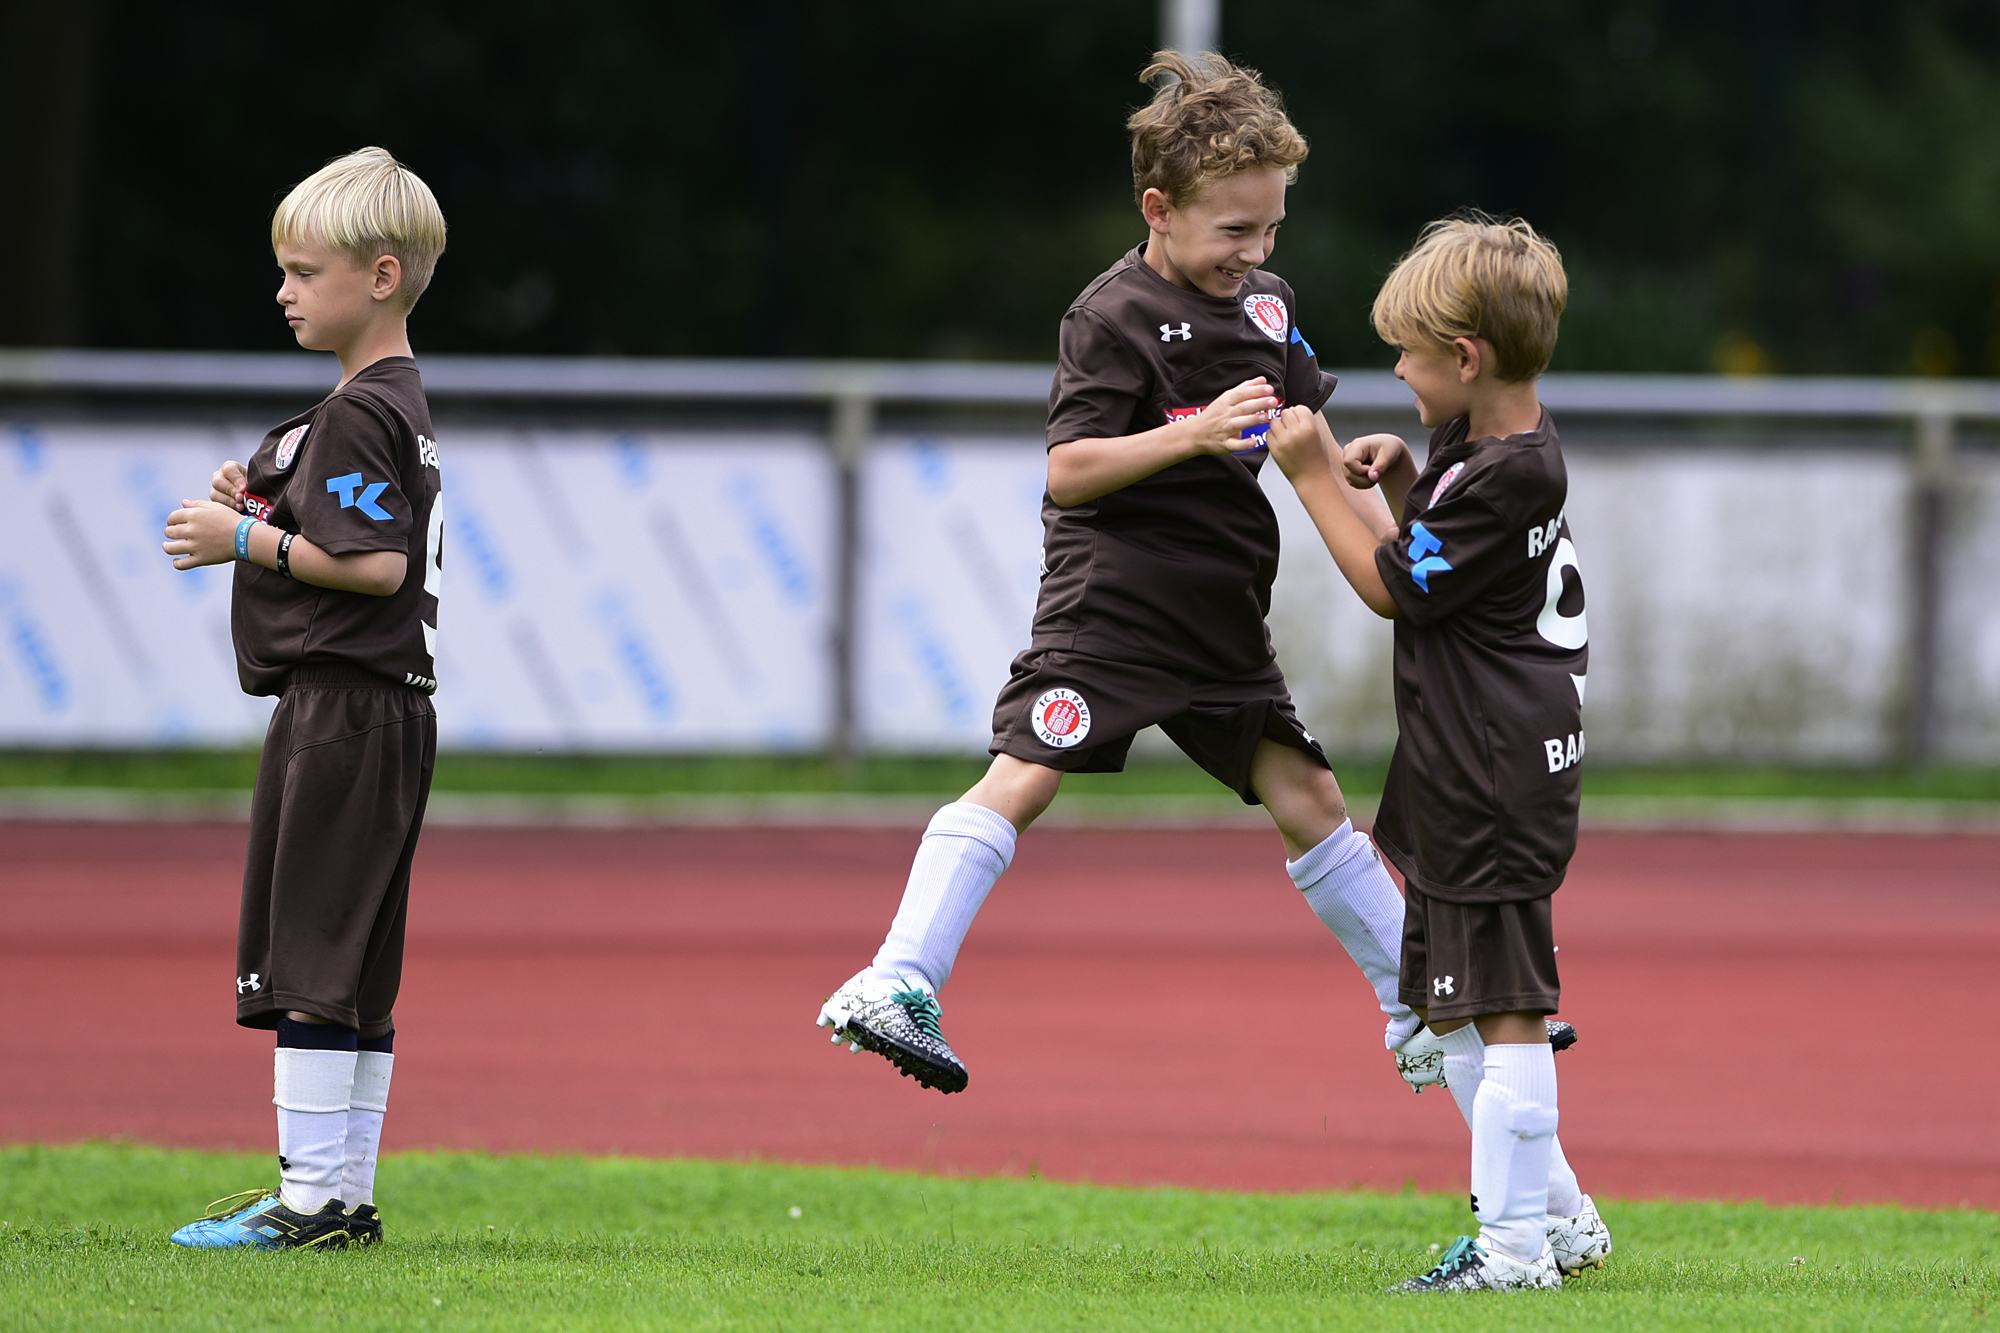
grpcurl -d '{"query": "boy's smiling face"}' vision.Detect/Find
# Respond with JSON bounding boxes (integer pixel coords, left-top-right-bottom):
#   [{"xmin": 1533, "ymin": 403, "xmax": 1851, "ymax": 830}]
[
  {"xmin": 275, "ymin": 239, "xmax": 402, "ymax": 353},
  {"xmin": 1140, "ymin": 167, "xmax": 1287, "ymax": 299},
  {"xmin": 1395, "ymin": 340, "xmax": 1479, "ymax": 428}
]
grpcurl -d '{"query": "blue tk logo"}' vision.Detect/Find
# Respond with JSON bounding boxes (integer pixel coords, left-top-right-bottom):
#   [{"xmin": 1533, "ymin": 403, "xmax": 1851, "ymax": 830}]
[
  {"xmin": 1408, "ymin": 521, "xmax": 1453, "ymax": 592},
  {"xmin": 326, "ymin": 472, "xmax": 393, "ymax": 520}
]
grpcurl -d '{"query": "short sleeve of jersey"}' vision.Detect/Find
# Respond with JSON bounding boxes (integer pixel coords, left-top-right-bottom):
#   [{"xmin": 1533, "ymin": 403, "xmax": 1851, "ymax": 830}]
[
  {"xmin": 1376, "ymin": 490, "xmax": 1512, "ymax": 627},
  {"xmin": 296, "ymin": 395, "xmax": 413, "ymax": 555},
  {"xmin": 1281, "ymin": 314, "xmax": 1337, "ymax": 414},
  {"xmin": 1046, "ymin": 308, "xmax": 1152, "ymax": 448}
]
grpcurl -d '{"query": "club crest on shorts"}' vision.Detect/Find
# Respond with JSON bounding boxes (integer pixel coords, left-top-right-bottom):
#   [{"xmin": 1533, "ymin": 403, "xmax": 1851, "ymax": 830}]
[
  {"xmin": 1429, "ymin": 460, "xmax": 1465, "ymax": 506},
  {"xmin": 1243, "ymin": 293, "xmax": 1289, "ymax": 343},
  {"xmin": 1031, "ymin": 687, "xmax": 1091, "ymax": 748},
  {"xmin": 275, "ymin": 425, "xmax": 309, "ymax": 471}
]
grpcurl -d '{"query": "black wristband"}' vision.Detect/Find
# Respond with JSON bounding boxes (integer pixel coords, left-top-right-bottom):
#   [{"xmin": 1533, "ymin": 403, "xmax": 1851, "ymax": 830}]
[{"xmin": 276, "ymin": 531, "xmax": 296, "ymax": 579}]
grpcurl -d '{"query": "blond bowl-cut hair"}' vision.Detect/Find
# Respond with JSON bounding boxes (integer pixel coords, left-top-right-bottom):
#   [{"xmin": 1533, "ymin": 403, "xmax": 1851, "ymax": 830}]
[
  {"xmin": 271, "ymin": 147, "xmax": 447, "ymax": 309},
  {"xmin": 1372, "ymin": 214, "xmax": 1567, "ymax": 383},
  {"xmin": 1128, "ymin": 51, "xmax": 1308, "ymax": 207}
]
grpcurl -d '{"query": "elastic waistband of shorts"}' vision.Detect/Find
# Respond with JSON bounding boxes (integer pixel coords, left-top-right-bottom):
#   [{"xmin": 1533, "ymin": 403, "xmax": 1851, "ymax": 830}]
[{"xmin": 282, "ymin": 664, "xmax": 422, "ymax": 692}]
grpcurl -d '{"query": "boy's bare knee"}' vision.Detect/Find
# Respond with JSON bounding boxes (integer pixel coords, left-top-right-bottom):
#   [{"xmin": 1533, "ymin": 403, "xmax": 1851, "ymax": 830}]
[
  {"xmin": 1250, "ymin": 740, "xmax": 1348, "ymax": 854},
  {"xmin": 961, "ymin": 753, "xmax": 1064, "ymax": 833}
]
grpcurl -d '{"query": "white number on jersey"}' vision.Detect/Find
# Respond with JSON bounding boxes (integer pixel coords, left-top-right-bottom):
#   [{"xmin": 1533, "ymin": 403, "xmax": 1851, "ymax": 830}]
[
  {"xmin": 1536, "ymin": 536, "xmax": 1587, "ymax": 650},
  {"xmin": 421, "ymin": 489, "xmax": 443, "ymax": 658}
]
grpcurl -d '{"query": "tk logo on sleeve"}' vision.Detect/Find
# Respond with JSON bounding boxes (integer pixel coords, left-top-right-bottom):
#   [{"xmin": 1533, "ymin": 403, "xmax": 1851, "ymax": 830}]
[
  {"xmin": 326, "ymin": 472, "xmax": 393, "ymax": 520},
  {"xmin": 1406, "ymin": 521, "xmax": 1454, "ymax": 592}
]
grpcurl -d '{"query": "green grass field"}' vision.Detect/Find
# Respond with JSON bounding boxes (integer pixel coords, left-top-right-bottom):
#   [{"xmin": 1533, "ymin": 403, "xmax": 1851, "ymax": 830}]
[
  {"xmin": 4, "ymin": 1145, "xmax": 1992, "ymax": 1331},
  {"xmin": 5, "ymin": 748, "xmax": 2000, "ymax": 803}
]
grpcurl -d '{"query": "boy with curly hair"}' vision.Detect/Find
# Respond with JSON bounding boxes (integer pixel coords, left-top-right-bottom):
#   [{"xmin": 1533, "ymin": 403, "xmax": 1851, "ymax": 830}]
[
  {"xmin": 816, "ymin": 51, "xmax": 1429, "ymax": 1103},
  {"xmin": 1265, "ymin": 215, "xmax": 1612, "ymax": 1291}
]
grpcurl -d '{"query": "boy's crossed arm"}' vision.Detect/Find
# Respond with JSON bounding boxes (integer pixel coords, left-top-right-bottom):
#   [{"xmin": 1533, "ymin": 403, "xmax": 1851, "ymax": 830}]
[
  {"xmin": 163, "ymin": 459, "xmax": 407, "ymax": 596},
  {"xmin": 1047, "ymin": 377, "xmax": 1281, "ymax": 508},
  {"xmin": 1266, "ymin": 404, "xmax": 1410, "ymax": 619}
]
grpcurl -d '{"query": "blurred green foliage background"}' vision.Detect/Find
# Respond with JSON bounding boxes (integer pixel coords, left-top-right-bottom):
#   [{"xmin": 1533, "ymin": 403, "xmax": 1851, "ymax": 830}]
[{"xmin": 6, "ymin": 1, "xmax": 1999, "ymax": 376}]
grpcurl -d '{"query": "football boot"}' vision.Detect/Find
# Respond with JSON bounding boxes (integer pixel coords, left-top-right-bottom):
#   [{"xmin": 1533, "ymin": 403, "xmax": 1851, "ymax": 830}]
[
  {"xmin": 817, "ymin": 970, "xmax": 968, "ymax": 1094},
  {"xmin": 1391, "ymin": 1234, "xmax": 1561, "ymax": 1293},
  {"xmin": 169, "ymin": 1189, "xmax": 350, "ymax": 1250},
  {"xmin": 1546, "ymin": 1194, "xmax": 1612, "ymax": 1274}
]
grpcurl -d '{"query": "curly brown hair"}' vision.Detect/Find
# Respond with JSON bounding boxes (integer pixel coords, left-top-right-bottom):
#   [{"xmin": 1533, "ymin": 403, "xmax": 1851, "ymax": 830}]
[{"xmin": 1127, "ymin": 51, "xmax": 1308, "ymax": 208}]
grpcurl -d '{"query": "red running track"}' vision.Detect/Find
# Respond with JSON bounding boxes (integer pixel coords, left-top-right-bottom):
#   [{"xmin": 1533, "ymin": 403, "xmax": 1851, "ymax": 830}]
[{"xmin": 3, "ymin": 821, "xmax": 1995, "ymax": 1207}]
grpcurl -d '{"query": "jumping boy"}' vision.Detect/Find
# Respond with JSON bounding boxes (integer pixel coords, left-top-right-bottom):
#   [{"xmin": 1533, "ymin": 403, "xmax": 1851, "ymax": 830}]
[
  {"xmin": 160, "ymin": 147, "xmax": 446, "ymax": 1249},
  {"xmin": 1264, "ymin": 216, "xmax": 1611, "ymax": 1290},
  {"xmin": 815, "ymin": 51, "xmax": 1433, "ymax": 1099}
]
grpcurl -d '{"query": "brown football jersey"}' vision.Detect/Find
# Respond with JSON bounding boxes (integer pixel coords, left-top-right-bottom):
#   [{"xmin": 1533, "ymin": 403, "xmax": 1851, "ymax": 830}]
[
  {"xmin": 1370, "ymin": 409, "xmax": 1589, "ymax": 903},
  {"xmin": 1036, "ymin": 243, "xmax": 1337, "ymax": 677},
  {"xmin": 232, "ymin": 357, "xmax": 442, "ymax": 695}
]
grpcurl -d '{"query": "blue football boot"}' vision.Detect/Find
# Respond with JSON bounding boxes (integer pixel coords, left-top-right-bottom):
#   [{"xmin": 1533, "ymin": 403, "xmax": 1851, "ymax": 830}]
[{"xmin": 169, "ymin": 1189, "xmax": 351, "ymax": 1250}]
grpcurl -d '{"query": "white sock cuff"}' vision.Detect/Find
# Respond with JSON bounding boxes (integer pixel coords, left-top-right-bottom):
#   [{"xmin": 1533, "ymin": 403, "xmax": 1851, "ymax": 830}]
[
  {"xmin": 1486, "ymin": 1040, "xmax": 1558, "ymax": 1094},
  {"xmin": 349, "ymin": 1051, "xmax": 395, "ymax": 1114},
  {"xmin": 1285, "ymin": 820, "xmax": 1362, "ymax": 888},
  {"xmin": 924, "ymin": 801, "xmax": 1018, "ymax": 870},
  {"xmin": 1437, "ymin": 1023, "xmax": 1486, "ymax": 1061},
  {"xmin": 274, "ymin": 1048, "xmax": 358, "ymax": 1114}
]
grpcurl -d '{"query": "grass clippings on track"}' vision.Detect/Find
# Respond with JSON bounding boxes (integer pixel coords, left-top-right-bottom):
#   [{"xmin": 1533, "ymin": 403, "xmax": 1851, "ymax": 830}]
[{"xmin": 4, "ymin": 1145, "xmax": 1993, "ymax": 1332}]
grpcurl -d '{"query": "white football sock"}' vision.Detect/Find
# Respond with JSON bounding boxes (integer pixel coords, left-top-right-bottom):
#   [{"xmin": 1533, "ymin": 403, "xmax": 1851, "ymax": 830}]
[
  {"xmin": 1437, "ymin": 1022, "xmax": 1486, "ymax": 1128},
  {"xmin": 1546, "ymin": 1135, "xmax": 1584, "ymax": 1219},
  {"xmin": 1470, "ymin": 1042, "xmax": 1559, "ymax": 1264},
  {"xmin": 1426, "ymin": 1015, "xmax": 1585, "ymax": 1218},
  {"xmin": 1287, "ymin": 821, "xmax": 1417, "ymax": 1046},
  {"xmin": 1440, "ymin": 1020, "xmax": 1576, "ymax": 1216},
  {"xmin": 342, "ymin": 1050, "xmax": 394, "ymax": 1209},
  {"xmin": 867, "ymin": 801, "xmax": 1017, "ymax": 991},
  {"xmin": 273, "ymin": 1047, "xmax": 356, "ymax": 1214}
]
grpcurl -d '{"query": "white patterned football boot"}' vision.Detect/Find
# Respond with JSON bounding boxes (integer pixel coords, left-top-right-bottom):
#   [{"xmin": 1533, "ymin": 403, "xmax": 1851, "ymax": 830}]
[
  {"xmin": 817, "ymin": 970, "xmax": 968, "ymax": 1094},
  {"xmin": 1392, "ymin": 1026, "xmax": 1447, "ymax": 1091},
  {"xmin": 1394, "ymin": 1020, "xmax": 1579, "ymax": 1092},
  {"xmin": 1391, "ymin": 1234, "xmax": 1562, "ymax": 1293},
  {"xmin": 1547, "ymin": 1194, "xmax": 1612, "ymax": 1273}
]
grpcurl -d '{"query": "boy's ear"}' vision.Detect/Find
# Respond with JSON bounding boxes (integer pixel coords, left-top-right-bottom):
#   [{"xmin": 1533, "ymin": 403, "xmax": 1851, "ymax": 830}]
[
  {"xmin": 369, "ymin": 254, "xmax": 404, "ymax": 304},
  {"xmin": 1452, "ymin": 337, "xmax": 1483, "ymax": 384},
  {"xmin": 1140, "ymin": 187, "xmax": 1174, "ymax": 234}
]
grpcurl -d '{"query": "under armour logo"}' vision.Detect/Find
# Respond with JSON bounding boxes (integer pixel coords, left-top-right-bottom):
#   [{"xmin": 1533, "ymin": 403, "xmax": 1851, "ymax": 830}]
[
  {"xmin": 1433, "ymin": 975, "xmax": 1455, "ymax": 997},
  {"xmin": 237, "ymin": 973, "xmax": 261, "ymax": 994},
  {"xmin": 1160, "ymin": 322, "xmax": 1192, "ymax": 342},
  {"xmin": 326, "ymin": 472, "xmax": 393, "ymax": 520}
]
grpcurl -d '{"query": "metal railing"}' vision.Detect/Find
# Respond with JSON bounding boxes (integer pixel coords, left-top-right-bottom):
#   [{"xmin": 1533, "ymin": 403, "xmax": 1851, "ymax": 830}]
[{"xmin": 6, "ymin": 348, "xmax": 1997, "ymax": 762}]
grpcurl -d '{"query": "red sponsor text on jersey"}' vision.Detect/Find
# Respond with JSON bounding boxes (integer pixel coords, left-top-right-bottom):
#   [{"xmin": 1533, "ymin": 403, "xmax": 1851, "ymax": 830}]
[{"xmin": 242, "ymin": 493, "xmax": 274, "ymax": 521}]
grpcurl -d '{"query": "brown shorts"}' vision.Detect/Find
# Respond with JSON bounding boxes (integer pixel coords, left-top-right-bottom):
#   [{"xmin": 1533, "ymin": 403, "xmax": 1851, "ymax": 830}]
[
  {"xmin": 1398, "ymin": 885, "xmax": 1561, "ymax": 1022},
  {"xmin": 989, "ymin": 648, "xmax": 1326, "ymax": 804},
  {"xmin": 236, "ymin": 665, "xmax": 436, "ymax": 1038}
]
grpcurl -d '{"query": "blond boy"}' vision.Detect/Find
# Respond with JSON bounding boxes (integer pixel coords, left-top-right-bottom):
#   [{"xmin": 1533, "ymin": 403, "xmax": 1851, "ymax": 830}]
[
  {"xmin": 161, "ymin": 147, "xmax": 445, "ymax": 1249},
  {"xmin": 814, "ymin": 52, "xmax": 1429, "ymax": 1102},
  {"xmin": 1266, "ymin": 216, "xmax": 1611, "ymax": 1290}
]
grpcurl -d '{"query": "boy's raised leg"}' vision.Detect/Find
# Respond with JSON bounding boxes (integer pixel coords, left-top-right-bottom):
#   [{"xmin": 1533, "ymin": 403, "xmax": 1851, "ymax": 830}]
[
  {"xmin": 817, "ymin": 756, "xmax": 1060, "ymax": 1094},
  {"xmin": 1252, "ymin": 741, "xmax": 1424, "ymax": 1051}
]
